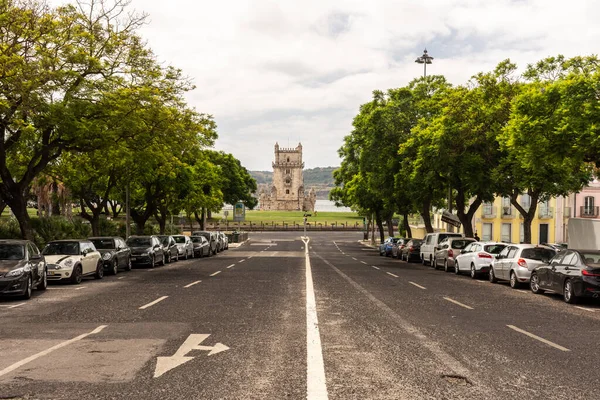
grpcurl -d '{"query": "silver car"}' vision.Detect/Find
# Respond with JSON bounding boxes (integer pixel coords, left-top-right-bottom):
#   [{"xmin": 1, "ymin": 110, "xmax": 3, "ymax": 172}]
[
  {"xmin": 489, "ymin": 244, "xmax": 555, "ymax": 288},
  {"xmin": 433, "ymin": 237, "xmax": 476, "ymax": 272},
  {"xmin": 454, "ymin": 242, "xmax": 507, "ymax": 279},
  {"xmin": 172, "ymin": 235, "xmax": 194, "ymax": 259}
]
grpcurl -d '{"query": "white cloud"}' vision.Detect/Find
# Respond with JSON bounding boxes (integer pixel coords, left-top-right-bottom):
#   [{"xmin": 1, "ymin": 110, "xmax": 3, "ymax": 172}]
[{"xmin": 49, "ymin": 0, "xmax": 600, "ymax": 170}]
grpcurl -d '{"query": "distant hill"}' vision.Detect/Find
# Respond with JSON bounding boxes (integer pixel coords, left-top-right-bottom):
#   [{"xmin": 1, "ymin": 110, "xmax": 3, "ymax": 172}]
[{"xmin": 250, "ymin": 167, "xmax": 338, "ymax": 199}]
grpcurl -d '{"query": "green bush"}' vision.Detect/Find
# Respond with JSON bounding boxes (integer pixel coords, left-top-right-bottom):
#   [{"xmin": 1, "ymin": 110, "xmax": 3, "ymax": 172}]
[
  {"xmin": 0, "ymin": 219, "xmax": 22, "ymax": 240},
  {"xmin": 31, "ymin": 217, "xmax": 91, "ymax": 246}
]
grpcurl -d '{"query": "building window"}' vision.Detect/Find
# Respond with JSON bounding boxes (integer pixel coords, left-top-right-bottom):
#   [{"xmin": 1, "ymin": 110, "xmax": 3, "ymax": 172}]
[
  {"xmin": 285, "ymin": 169, "xmax": 290, "ymax": 174},
  {"xmin": 482, "ymin": 223, "xmax": 492, "ymax": 241},
  {"xmin": 501, "ymin": 223, "xmax": 511, "ymax": 243},
  {"xmin": 520, "ymin": 194, "xmax": 531, "ymax": 211},
  {"xmin": 483, "ymin": 202, "xmax": 493, "ymax": 217},
  {"xmin": 502, "ymin": 197, "xmax": 511, "ymax": 215},
  {"xmin": 287, "ymin": 157, "xmax": 290, "ymax": 162},
  {"xmin": 286, "ymin": 189, "xmax": 289, "ymax": 194},
  {"xmin": 584, "ymin": 196, "xmax": 595, "ymax": 215}
]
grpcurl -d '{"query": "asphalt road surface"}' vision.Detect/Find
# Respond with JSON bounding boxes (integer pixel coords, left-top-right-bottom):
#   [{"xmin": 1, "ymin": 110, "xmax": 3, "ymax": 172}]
[{"xmin": 1, "ymin": 232, "xmax": 600, "ymax": 399}]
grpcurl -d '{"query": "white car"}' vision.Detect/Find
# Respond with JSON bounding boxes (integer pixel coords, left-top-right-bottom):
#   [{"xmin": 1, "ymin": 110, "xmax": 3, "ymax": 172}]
[
  {"xmin": 489, "ymin": 244, "xmax": 556, "ymax": 288},
  {"xmin": 420, "ymin": 232, "xmax": 463, "ymax": 266},
  {"xmin": 454, "ymin": 242, "xmax": 507, "ymax": 279},
  {"xmin": 42, "ymin": 240, "xmax": 103, "ymax": 284},
  {"xmin": 172, "ymin": 235, "xmax": 194, "ymax": 259}
]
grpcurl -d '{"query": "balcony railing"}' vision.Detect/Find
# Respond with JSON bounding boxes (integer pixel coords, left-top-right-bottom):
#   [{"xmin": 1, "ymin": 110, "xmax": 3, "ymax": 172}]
[
  {"xmin": 482, "ymin": 206, "xmax": 496, "ymax": 218},
  {"xmin": 581, "ymin": 206, "xmax": 600, "ymax": 218},
  {"xmin": 501, "ymin": 206, "xmax": 515, "ymax": 219},
  {"xmin": 538, "ymin": 207, "xmax": 554, "ymax": 219}
]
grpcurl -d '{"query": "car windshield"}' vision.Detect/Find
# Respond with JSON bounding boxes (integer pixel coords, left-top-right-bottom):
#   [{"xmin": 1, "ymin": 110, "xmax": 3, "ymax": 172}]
[
  {"xmin": 451, "ymin": 240, "xmax": 474, "ymax": 249},
  {"xmin": 410, "ymin": 240, "xmax": 422, "ymax": 245},
  {"xmin": 484, "ymin": 244, "xmax": 507, "ymax": 254},
  {"xmin": 158, "ymin": 237, "xmax": 170, "ymax": 245},
  {"xmin": 127, "ymin": 238, "xmax": 151, "ymax": 247},
  {"xmin": 173, "ymin": 236, "xmax": 186, "ymax": 244},
  {"xmin": 191, "ymin": 237, "xmax": 204, "ymax": 243},
  {"xmin": 196, "ymin": 232, "xmax": 210, "ymax": 240},
  {"xmin": 439, "ymin": 234, "xmax": 462, "ymax": 242},
  {"xmin": 43, "ymin": 242, "xmax": 79, "ymax": 256},
  {"xmin": 90, "ymin": 239, "xmax": 115, "ymax": 249},
  {"xmin": 0, "ymin": 244, "xmax": 25, "ymax": 260},
  {"xmin": 581, "ymin": 252, "xmax": 600, "ymax": 267},
  {"xmin": 521, "ymin": 248, "xmax": 555, "ymax": 262}
]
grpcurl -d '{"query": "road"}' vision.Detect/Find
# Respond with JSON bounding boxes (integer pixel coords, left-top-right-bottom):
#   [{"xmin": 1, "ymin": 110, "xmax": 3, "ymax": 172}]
[{"xmin": 1, "ymin": 232, "xmax": 599, "ymax": 399}]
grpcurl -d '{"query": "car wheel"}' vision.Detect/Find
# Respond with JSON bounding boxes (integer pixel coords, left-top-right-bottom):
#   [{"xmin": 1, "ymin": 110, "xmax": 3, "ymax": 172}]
[
  {"xmin": 166, "ymin": 253, "xmax": 171, "ymax": 264},
  {"xmin": 111, "ymin": 259, "xmax": 118, "ymax": 275},
  {"xmin": 126, "ymin": 257, "xmax": 132, "ymax": 271},
  {"xmin": 71, "ymin": 265, "xmax": 82, "ymax": 284},
  {"xmin": 509, "ymin": 271, "xmax": 520, "ymax": 289},
  {"xmin": 444, "ymin": 259, "xmax": 450, "ymax": 273},
  {"xmin": 421, "ymin": 255, "xmax": 425, "ymax": 265},
  {"xmin": 185, "ymin": 250, "xmax": 188, "ymax": 260},
  {"xmin": 564, "ymin": 279, "xmax": 577, "ymax": 304},
  {"xmin": 489, "ymin": 267, "xmax": 498, "ymax": 283},
  {"xmin": 530, "ymin": 272, "xmax": 544, "ymax": 294},
  {"xmin": 159, "ymin": 253, "xmax": 166, "ymax": 266},
  {"xmin": 150, "ymin": 256, "xmax": 155, "ymax": 269},
  {"xmin": 454, "ymin": 261, "xmax": 460, "ymax": 275},
  {"xmin": 95, "ymin": 261, "xmax": 104, "ymax": 279},
  {"xmin": 22, "ymin": 274, "xmax": 32, "ymax": 299},
  {"xmin": 38, "ymin": 269, "xmax": 48, "ymax": 291},
  {"xmin": 433, "ymin": 258, "xmax": 438, "ymax": 270},
  {"xmin": 470, "ymin": 264, "xmax": 478, "ymax": 279}
]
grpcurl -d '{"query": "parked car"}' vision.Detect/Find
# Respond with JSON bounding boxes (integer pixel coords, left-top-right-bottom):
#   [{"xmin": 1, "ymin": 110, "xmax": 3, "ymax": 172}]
[
  {"xmin": 530, "ymin": 249, "xmax": 600, "ymax": 303},
  {"xmin": 192, "ymin": 231, "xmax": 218, "ymax": 255},
  {"xmin": 43, "ymin": 240, "xmax": 103, "ymax": 284},
  {"xmin": 489, "ymin": 244, "xmax": 556, "ymax": 288},
  {"xmin": 399, "ymin": 239, "xmax": 423, "ymax": 262},
  {"xmin": 157, "ymin": 235, "xmax": 179, "ymax": 263},
  {"xmin": 0, "ymin": 240, "xmax": 47, "ymax": 299},
  {"xmin": 433, "ymin": 237, "xmax": 477, "ymax": 272},
  {"xmin": 219, "ymin": 232, "xmax": 229, "ymax": 250},
  {"xmin": 89, "ymin": 236, "xmax": 131, "ymax": 275},
  {"xmin": 379, "ymin": 237, "xmax": 400, "ymax": 256},
  {"xmin": 191, "ymin": 236, "xmax": 210, "ymax": 257},
  {"xmin": 420, "ymin": 232, "xmax": 464, "ymax": 266},
  {"xmin": 391, "ymin": 238, "xmax": 410, "ymax": 259},
  {"xmin": 454, "ymin": 242, "xmax": 507, "ymax": 279},
  {"xmin": 540, "ymin": 243, "xmax": 568, "ymax": 252},
  {"xmin": 172, "ymin": 235, "xmax": 194, "ymax": 259},
  {"xmin": 126, "ymin": 236, "xmax": 165, "ymax": 268}
]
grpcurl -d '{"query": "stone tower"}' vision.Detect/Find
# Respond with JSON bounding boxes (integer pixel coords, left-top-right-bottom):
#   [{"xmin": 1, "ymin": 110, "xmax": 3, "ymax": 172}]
[{"xmin": 259, "ymin": 143, "xmax": 316, "ymax": 211}]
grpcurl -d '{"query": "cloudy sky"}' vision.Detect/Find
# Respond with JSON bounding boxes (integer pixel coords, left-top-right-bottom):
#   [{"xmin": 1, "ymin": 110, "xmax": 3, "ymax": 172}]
[{"xmin": 53, "ymin": 0, "xmax": 600, "ymax": 170}]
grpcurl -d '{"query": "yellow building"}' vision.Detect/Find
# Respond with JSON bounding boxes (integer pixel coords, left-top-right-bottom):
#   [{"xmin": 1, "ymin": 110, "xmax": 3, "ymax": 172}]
[{"xmin": 473, "ymin": 195, "xmax": 557, "ymax": 244}]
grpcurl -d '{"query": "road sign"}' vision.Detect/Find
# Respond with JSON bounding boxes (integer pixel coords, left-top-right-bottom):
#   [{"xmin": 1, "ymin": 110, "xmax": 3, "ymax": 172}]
[
  {"xmin": 233, "ymin": 202, "xmax": 245, "ymax": 222},
  {"xmin": 154, "ymin": 334, "xmax": 229, "ymax": 378},
  {"xmin": 441, "ymin": 211, "xmax": 461, "ymax": 228}
]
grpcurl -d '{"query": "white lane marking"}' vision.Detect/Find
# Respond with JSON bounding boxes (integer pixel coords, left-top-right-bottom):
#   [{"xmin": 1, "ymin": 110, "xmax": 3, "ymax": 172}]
[
  {"xmin": 507, "ymin": 325, "xmax": 570, "ymax": 352},
  {"xmin": 386, "ymin": 272, "xmax": 399, "ymax": 278},
  {"xmin": 139, "ymin": 296, "xmax": 169, "ymax": 310},
  {"xmin": 371, "ymin": 266, "xmax": 380, "ymax": 270},
  {"xmin": 238, "ymin": 260, "xmax": 246, "ymax": 263},
  {"xmin": 248, "ymin": 256, "xmax": 253, "ymax": 259},
  {"xmin": 118, "ymin": 277, "xmax": 125, "ymax": 280},
  {"xmin": 443, "ymin": 297, "xmax": 474, "ymax": 310},
  {"xmin": 0, "ymin": 325, "xmax": 107, "ymax": 378},
  {"xmin": 46, "ymin": 286, "xmax": 87, "ymax": 290},
  {"xmin": 352, "ymin": 257, "xmax": 357, "ymax": 260},
  {"xmin": 226, "ymin": 265, "xmax": 235, "ymax": 269},
  {"xmin": 75, "ymin": 286, "xmax": 87, "ymax": 291},
  {"xmin": 476, "ymin": 280, "xmax": 487, "ymax": 283},
  {"xmin": 361, "ymin": 261, "xmax": 367, "ymax": 265},
  {"xmin": 210, "ymin": 271, "xmax": 222, "ymax": 276},
  {"xmin": 184, "ymin": 280, "xmax": 201, "ymax": 288},
  {"xmin": 575, "ymin": 306, "xmax": 596, "ymax": 313},
  {"xmin": 409, "ymin": 281, "xmax": 426, "ymax": 290},
  {"xmin": 3, "ymin": 303, "xmax": 26, "ymax": 309},
  {"xmin": 302, "ymin": 236, "xmax": 329, "ymax": 399}
]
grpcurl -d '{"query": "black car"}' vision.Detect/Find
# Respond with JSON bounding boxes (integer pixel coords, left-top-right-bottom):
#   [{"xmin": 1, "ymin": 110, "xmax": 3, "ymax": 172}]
[
  {"xmin": 192, "ymin": 231, "xmax": 218, "ymax": 256},
  {"xmin": 399, "ymin": 239, "xmax": 423, "ymax": 262},
  {"xmin": 191, "ymin": 236, "xmax": 210, "ymax": 257},
  {"xmin": 0, "ymin": 240, "xmax": 47, "ymax": 299},
  {"xmin": 530, "ymin": 249, "xmax": 600, "ymax": 304},
  {"xmin": 126, "ymin": 236, "xmax": 165, "ymax": 268},
  {"xmin": 89, "ymin": 236, "xmax": 131, "ymax": 275},
  {"xmin": 157, "ymin": 235, "xmax": 179, "ymax": 263}
]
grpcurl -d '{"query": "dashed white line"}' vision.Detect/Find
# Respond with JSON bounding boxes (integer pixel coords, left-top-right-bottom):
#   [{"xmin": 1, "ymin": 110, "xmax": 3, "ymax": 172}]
[
  {"xmin": 118, "ymin": 277, "xmax": 125, "ymax": 280},
  {"xmin": 238, "ymin": 259, "xmax": 246, "ymax": 263},
  {"xmin": 7, "ymin": 303, "xmax": 25, "ymax": 309},
  {"xmin": 409, "ymin": 281, "xmax": 426, "ymax": 290},
  {"xmin": 386, "ymin": 272, "xmax": 399, "ymax": 278},
  {"xmin": 507, "ymin": 325, "xmax": 570, "ymax": 352},
  {"xmin": 371, "ymin": 266, "xmax": 380, "ymax": 270},
  {"xmin": 210, "ymin": 271, "xmax": 222, "ymax": 276},
  {"xmin": 352, "ymin": 257, "xmax": 357, "ymax": 261},
  {"xmin": 361, "ymin": 261, "xmax": 367, "ymax": 265},
  {"xmin": 75, "ymin": 286, "xmax": 87, "ymax": 291},
  {"xmin": 0, "ymin": 325, "xmax": 107, "ymax": 378},
  {"xmin": 575, "ymin": 306, "xmax": 596, "ymax": 313},
  {"xmin": 227, "ymin": 264, "xmax": 235, "ymax": 269},
  {"xmin": 184, "ymin": 280, "xmax": 201, "ymax": 288},
  {"xmin": 443, "ymin": 297, "xmax": 474, "ymax": 310},
  {"xmin": 139, "ymin": 296, "xmax": 169, "ymax": 310}
]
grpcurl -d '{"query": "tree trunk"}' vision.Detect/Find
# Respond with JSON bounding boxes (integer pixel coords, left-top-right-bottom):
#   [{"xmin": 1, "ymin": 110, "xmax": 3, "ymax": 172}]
[
  {"xmin": 403, "ymin": 213, "xmax": 412, "ymax": 239},
  {"xmin": 386, "ymin": 217, "xmax": 394, "ymax": 237},
  {"xmin": 79, "ymin": 199, "xmax": 102, "ymax": 236},
  {"xmin": 375, "ymin": 211, "xmax": 385, "ymax": 243},
  {"xmin": 109, "ymin": 200, "xmax": 122, "ymax": 219},
  {"xmin": 0, "ymin": 199, "xmax": 6, "ymax": 216},
  {"xmin": 420, "ymin": 199, "xmax": 433, "ymax": 233},
  {"xmin": 511, "ymin": 190, "xmax": 539, "ymax": 244},
  {"xmin": 5, "ymin": 193, "xmax": 35, "ymax": 241},
  {"xmin": 154, "ymin": 207, "xmax": 167, "ymax": 235},
  {"xmin": 51, "ymin": 181, "xmax": 60, "ymax": 216},
  {"xmin": 455, "ymin": 190, "xmax": 482, "ymax": 238}
]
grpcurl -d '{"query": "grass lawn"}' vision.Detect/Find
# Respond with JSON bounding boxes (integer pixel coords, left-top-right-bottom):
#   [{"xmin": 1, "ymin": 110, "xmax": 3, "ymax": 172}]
[{"xmin": 210, "ymin": 210, "xmax": 363, "ymax": 226}]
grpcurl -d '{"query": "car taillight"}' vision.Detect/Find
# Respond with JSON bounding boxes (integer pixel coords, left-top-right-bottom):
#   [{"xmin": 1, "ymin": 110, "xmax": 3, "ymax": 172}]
[
  {"xmin": 517, "ymin": 258, "xmax": 527, "ymax": 267},
  {"xmin": 409, "ymin": 246, "xmax": 414, "ymax": 251},
  {"xmin": 478, "ymin": 253, "xmax": 493, "ymax": 259},
  {"xmin": 582, "ymin": 269, "xmax": 600, "ymax": 277},
  {"xmin": 448, "ymin": 249, "xmax": 454, "ymax": 258}
]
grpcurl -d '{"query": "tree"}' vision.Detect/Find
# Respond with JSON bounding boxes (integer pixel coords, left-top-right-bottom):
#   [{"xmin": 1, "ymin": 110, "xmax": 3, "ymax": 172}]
[{"xmin": 206, "ymin": 151, "xmax": 258, "ymax": 209}]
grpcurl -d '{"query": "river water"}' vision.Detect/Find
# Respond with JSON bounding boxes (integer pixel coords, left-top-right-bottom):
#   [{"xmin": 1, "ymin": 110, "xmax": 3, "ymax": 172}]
[{"xmin": 314, "ymin": 199, "xmax": 352, "ymax": 212}]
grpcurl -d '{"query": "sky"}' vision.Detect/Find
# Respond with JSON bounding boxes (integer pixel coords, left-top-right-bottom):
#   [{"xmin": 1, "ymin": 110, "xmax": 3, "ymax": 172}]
[{"xmin": 52, "ymin": 0, "xmax": 600, "ymax": 171}]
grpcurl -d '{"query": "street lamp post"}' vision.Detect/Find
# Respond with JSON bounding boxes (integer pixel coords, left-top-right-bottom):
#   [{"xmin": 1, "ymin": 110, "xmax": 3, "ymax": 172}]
[{"xmin": 414, "ymin": 48, "xmax": 434, "ymax": 77}]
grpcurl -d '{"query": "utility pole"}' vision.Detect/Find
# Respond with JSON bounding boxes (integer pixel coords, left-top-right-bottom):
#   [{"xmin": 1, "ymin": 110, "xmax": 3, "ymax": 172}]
[{"xmin": 125, "ymin": 182, "xmax": 130, "ymax": 238}]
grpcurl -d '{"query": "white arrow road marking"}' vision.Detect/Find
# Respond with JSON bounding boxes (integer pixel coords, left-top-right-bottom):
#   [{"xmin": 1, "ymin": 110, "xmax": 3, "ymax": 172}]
[
  {"xmin": 443, "ymin": 297, "xmax": 474, "ymax": 310},
  {"xmin": 302, "ymin": 236, "xmax": 329, "ymax": 399},
  {"xmin": 154, "ymin": 334, "xmax": 230, "ymax": 378},
  {"xmin": 139, "ymin": 296, "xmax": 168, "ymax": 310},
  {"xmin": 507, "ymin": 325, "xmax": 570, "ymax": 352},
  {"xmin": 184, "ymin": 280, "xmax": 201, "ymax": 288},
  {"xmin": 409, "ymin": 282, "xmax": 426, "ymax": 290},
  {"xmin": 0, "ymin": 325, "xmax": 107, "ymax": 378},
  {"xmin": 210, "ymin": 271, "xmax": 222, "ymax": 276}
]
